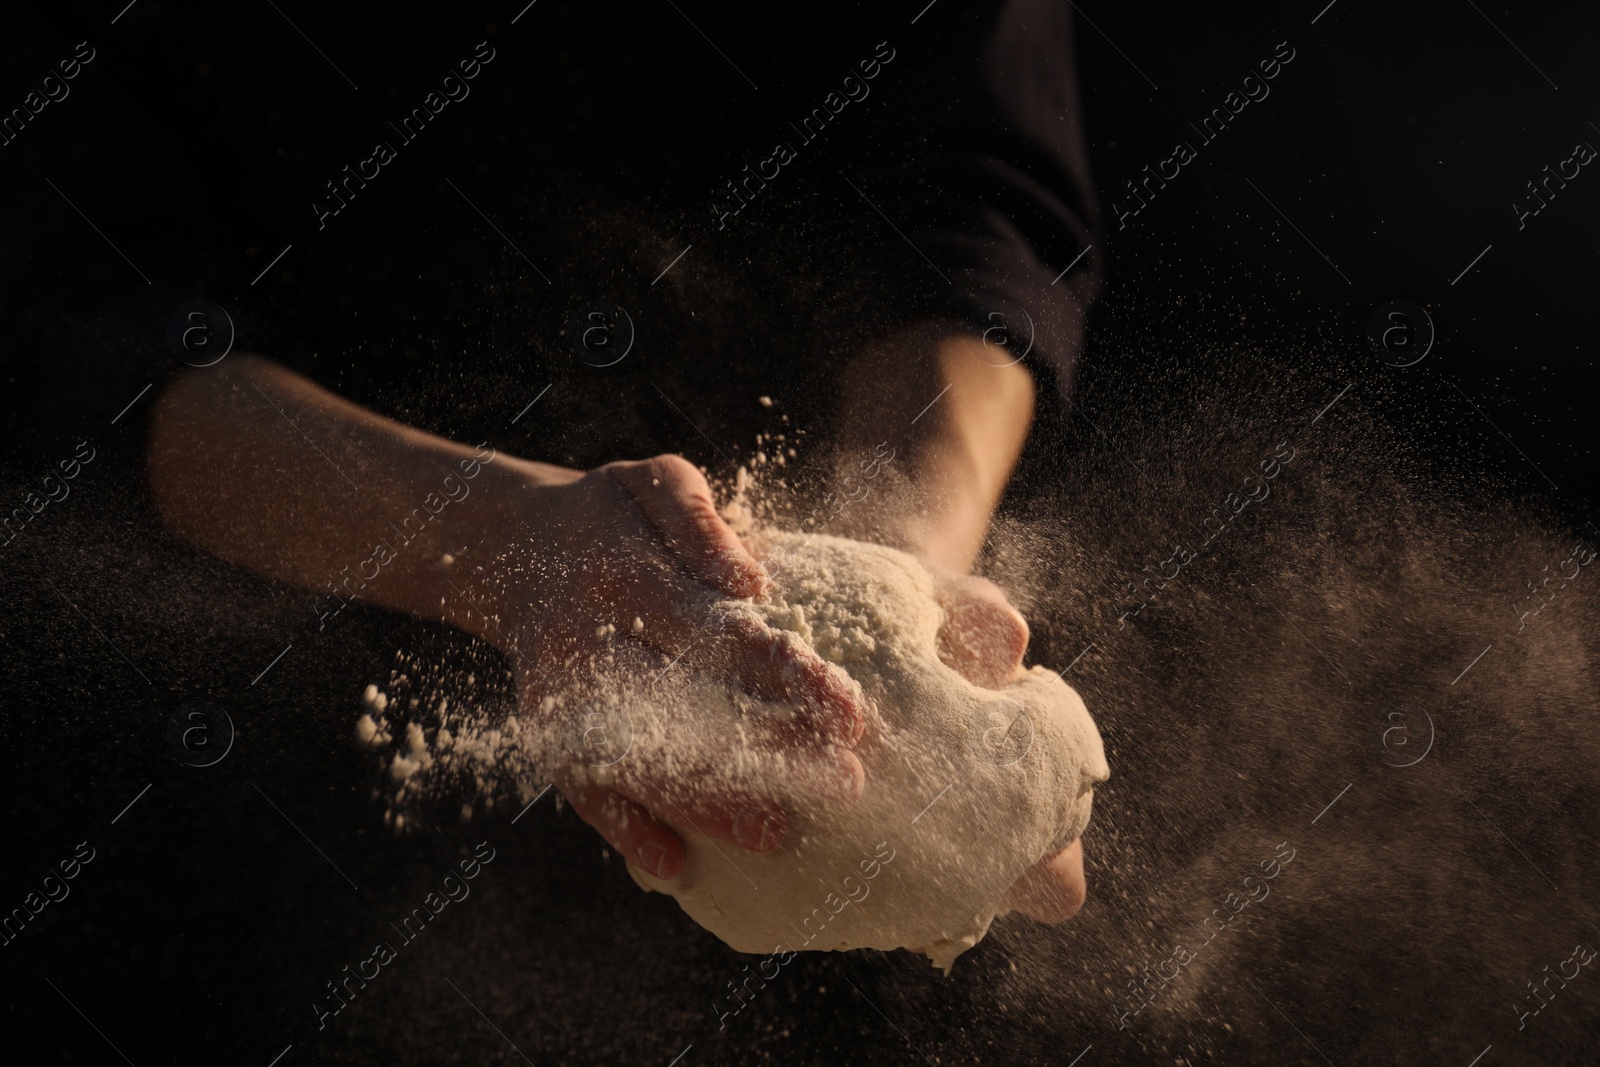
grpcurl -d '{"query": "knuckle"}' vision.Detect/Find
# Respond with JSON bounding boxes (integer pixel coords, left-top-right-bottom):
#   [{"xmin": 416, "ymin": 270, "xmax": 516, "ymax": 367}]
[
  {"xmin": 678, "ymin": 492, "xmax": 725, "ymax": 533},
  {"xmin": 588, "ymin": 458, "xmax": 636, "ymax": 484},
  {"xmin": 644, "ymin": 453, "xmax": 704, "ymax": 489},
  {"xmin": 608, "ymin": 455, "xmax": 722, "ymax": 515}
]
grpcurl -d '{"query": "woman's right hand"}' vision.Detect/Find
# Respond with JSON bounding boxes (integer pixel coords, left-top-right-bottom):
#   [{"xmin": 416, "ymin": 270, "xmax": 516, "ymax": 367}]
[
  {"xmin": 470, "ymin": 454, "xmax": 867, "ymax": 880},
  {"xmin": 147, "ymin": 363, "xmax": 866, "ymax": 878}
]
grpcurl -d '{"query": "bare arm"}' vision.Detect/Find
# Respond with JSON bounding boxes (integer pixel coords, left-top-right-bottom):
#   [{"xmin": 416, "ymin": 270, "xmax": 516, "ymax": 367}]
[
  {"xmin": 147, "ymin": 356, "xmax": 868, "ymax": 877},
  {"xmin": 830, "ymin": 321, "xmax": 1088, "ymax": 924},
  {"xmin": 826, "ymin": 319, "xmax": 1036, "ymax": 572},
  {"xmin": 147, "ymin": 354, "xmax": 555, "ymax": 639}
]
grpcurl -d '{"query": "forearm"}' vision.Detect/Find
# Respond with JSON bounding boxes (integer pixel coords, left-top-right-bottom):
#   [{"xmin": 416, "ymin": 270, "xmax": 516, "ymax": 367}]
[
  {"xmin": 827, "ymin": 320, "xmax": 1035, "ymax": 571},
  {"xmin": 147, "ymin": 356, "xmax": 564, "ymax": 640}
]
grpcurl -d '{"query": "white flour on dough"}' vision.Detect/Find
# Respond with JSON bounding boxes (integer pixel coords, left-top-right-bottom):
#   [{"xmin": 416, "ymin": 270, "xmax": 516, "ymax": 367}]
[{"xmin": 554, "ymin": 532, "xmax": 1109, "ymax": 972}]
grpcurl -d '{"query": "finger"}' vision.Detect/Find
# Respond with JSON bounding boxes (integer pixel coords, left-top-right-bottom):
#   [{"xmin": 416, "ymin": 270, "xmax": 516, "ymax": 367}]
[
  {"xmin": 560, "ymin": 777, "xmax": 684, "ymax": 880},
  {"xmin": 682, "ymin": 610, "xmax": 868, "ymax": 746},
  {"xmin": 570, "ymin": 467, "xmax": 864, "ymax": 741},
  {"xmin": 607, "ymin": 744, "xmax": 865, "ymax": 857},
  {"xmin": 1001, "ymin": 840, "xmax": 1086, "ymax": 924},
  {"xmin": 608, "ymin": 455, "xmax": 768, "ymax": 598},
  {"xmin": 560, "ymin": 550, "xmax": 868, "ymax": 747},
  {"xmin": 828, "ymin": 747, "xmax": 867, "ymax": 804},
  {"xmin": 937, "ymin": 578, "xmax": 1030, "ymax": 689},
  {"xmin": 614, "ymin": 779, "xmax": 789, "ymax": 854}
]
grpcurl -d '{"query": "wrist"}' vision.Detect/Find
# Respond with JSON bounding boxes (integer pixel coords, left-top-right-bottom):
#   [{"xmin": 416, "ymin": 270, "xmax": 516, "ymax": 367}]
[
  {"xmin": 828, "ymin": 331, "xmax": 1029, "ymax": 570},
  {"xmin": 439, "ymin": 454, "xmax": 577, "ymax": 651}
]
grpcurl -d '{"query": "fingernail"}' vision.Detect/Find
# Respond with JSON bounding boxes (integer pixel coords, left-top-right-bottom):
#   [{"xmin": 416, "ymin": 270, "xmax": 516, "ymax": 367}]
[
  {"xmin": 715, "ymin": 553, "xmax": 767, "ymax": 596},
  {"xmin": 839, "ymin": 759, "xmax": 865, "ymax": 803},
  {"xmin": 637, "ymin": 842, "xmax": 672, "ymax": 878},
  {"xmin": 844, "ymin": 699, "xmax": 866, "ymax": 745},
  {"xmin": 733, "ymin": 809, "xmax": 783, "ymax": 852},
  {"xmin": 821, "ymin": 678, "xmax": 866, "ymax": 744}
]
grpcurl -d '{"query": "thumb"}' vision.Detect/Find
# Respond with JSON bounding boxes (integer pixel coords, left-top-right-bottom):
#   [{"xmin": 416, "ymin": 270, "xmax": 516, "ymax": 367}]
[
  {"xmin": 1001, "ymin": 841, "xmax": 1086, "ymax": 924},
  {"xmin": 935, "ymin": 574, "xmax": 1029, "ymax": 688},
  {"xmin": 607, "ymin": 454, "xmax": 767, "ymax": 597}
]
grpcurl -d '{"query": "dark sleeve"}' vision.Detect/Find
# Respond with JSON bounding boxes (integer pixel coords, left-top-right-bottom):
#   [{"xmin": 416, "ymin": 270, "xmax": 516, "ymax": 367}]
[{"xmin": 883, "ymin": 0, "xmax": 1101, "ymax": 393}]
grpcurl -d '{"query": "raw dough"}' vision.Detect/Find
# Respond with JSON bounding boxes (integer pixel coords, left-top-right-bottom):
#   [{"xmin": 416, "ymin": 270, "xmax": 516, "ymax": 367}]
[{"xmin": 559, "ymin": 532, "xmax": 1109, "ymax": 972}]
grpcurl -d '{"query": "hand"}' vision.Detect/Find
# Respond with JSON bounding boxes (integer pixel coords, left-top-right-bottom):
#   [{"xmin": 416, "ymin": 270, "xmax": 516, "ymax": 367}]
[
  {"xmin": 933, "ymin": 570, "xmax": 1031, "ymax": 688},
  {"xmin": 143, "ymin": 362, "xmax": 869, "ymax": 883},
  {"xmin": 479, "ymin": 454, "xmax": 867, "ymax": 881},
  {"xmin": 929, "ymin": 566, "xmax": 1089, "ymax": 924},
  {"xmin": 1000, "ymin": 839, "xmax": 1087, "ymax": 923}
]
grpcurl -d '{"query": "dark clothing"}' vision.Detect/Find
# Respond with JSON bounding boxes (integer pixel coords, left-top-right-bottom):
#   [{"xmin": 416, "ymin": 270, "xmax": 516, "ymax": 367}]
[{"xmin": 0, "ymin": 0, "xmax": 1097, "ymax": 471}]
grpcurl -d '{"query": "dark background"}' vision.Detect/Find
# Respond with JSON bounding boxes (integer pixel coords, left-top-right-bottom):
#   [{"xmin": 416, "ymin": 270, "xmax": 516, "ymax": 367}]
[{"xmin": 2, "ymin": 2, "xmax": 1596, "ymax": 1065}]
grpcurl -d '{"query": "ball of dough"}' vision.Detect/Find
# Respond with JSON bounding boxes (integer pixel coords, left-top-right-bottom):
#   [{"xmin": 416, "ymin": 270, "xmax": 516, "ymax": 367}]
[{"xmin": 564, "ymin": 533, "xmax": 1109, "ymax": 972}]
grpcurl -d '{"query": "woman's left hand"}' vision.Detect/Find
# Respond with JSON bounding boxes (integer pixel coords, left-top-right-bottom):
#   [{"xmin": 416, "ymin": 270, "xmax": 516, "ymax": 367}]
[{"xmin": 930, "ymin": 567, "xmax": 1090, "ymax": 924}]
